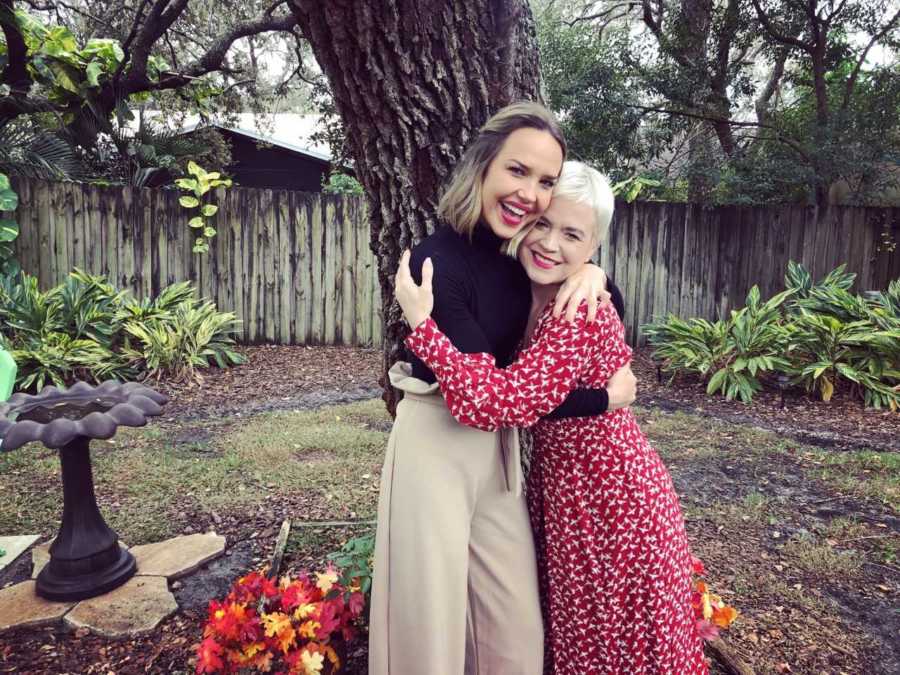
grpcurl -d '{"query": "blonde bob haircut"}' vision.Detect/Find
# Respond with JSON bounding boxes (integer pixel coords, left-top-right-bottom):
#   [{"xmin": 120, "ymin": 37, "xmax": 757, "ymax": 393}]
[
  {"xmin": 505, "ymin": 161, "xmax": 615, "ymax": 257},
  {"xmin": 437, "ymin": 101, "xmax": 566, "ymax": 237}
]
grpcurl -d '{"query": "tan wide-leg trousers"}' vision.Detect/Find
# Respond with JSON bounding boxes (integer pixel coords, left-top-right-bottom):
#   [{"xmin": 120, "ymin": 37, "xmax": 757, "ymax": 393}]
[{"xmin": 368, "ymin": 363, "xmax": 544, "ymax": 675}]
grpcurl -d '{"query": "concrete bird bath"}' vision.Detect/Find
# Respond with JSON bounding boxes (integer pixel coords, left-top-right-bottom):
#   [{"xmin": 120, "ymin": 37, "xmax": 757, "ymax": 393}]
[{"xmin": 0, "ymin": 380, "xmax": 167, "ymax": 601}]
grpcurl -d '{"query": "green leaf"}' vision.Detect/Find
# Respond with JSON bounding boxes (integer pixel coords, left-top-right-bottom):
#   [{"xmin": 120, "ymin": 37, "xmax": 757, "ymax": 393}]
[
  {"xmin": 0, "ymin": 218, "xmax": 19, "ymax": 242},
  {"xmin": 835, "ymin": 363, "xmax": 861, "ymax": 383},
  {"xmin": 46, "ymin": 61, "xmax": 81, "ymax": 94},
  {"xmin": 203, "ymin": 227, "xmax": 216, "ymax": 238},
  {"xmin": 179, "ymin": 196, "xmax": 199, "ymax": 208},
  {"xmin": 175, "ymin": 178, "xmax": 197, "ymax": 191},
  {"xmin": 707, "ymin": 368, "xmax": 727, "ymax": 394},
  {"xmin": 187, "ymin": 161, "xmax": 204, "ymax": 179},
  {"xmin": 0, "ymin": 174, "xmax": 10, "ymax": 191},
  {"xmin": 85, "ymin": 60, "xmax": 103, "ymax": 87},
  {"xmin": 188, "ymin": 216, "xmax": 204, "ymax": 229},
  {"xmin": 201, "ymin": 204, "xmax": 218, "ymax": 217},
  {"xmin": 0, "ymin": 187, "xmax": 18, "ymax": 211},
  {"xmin": 81, "ymin": 38, "xmax": 124, "ymax": 66}
]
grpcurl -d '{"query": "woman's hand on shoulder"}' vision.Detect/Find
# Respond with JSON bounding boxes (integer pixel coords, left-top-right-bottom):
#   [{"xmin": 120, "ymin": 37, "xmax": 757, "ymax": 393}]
[
  {"xmin": 395, "ymin": 249, "xmax": 434, "ymax": 329},
  {"xmin": 552, "ymin": 263, "xmax": 612, "ymax": 323}
]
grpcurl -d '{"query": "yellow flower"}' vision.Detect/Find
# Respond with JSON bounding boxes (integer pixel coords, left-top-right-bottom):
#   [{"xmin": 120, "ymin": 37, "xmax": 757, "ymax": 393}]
[{"xmin": 301, "ymin": 649, "xmax": 325, "ymax": 674}]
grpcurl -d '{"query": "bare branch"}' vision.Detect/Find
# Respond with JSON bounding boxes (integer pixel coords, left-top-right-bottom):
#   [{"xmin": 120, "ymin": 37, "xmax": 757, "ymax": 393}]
[
  {"xmin": 755, "ymin": 51, "xmax": 787, "ymax": 127},
  {"xmin": 626, "ymin": 102, "xmax": 812, "ymax": 163},
  {"xmin": 823, "ymin": 0, "xmax": 849, "ymax": 25},
  {"xmin": 568, "ymin": 2, "xmax": 641, "ymax": 26}
]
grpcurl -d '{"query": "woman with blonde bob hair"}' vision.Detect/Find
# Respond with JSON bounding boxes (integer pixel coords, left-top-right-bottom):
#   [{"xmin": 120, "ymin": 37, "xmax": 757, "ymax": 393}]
[
  {"xmin": 369, "ymin": 104, "xmax": 635, "ymax": 674},
  {"xmin": 395, "ymin": 162, "xmax": 707, "ymax": 673}
]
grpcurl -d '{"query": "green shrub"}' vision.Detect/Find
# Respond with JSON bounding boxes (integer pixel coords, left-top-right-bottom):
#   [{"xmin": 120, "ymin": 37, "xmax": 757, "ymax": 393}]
[
  {"xmin": 645, "ymin": 261, "xmax": 900, "ymax": 409},
  {"xmin": 327, "ymin": 532, "xmax": 375, "ymax": 596},
  {"xmin": 0, "ymin": 269, "xmax": 246, "ymax": 391}
]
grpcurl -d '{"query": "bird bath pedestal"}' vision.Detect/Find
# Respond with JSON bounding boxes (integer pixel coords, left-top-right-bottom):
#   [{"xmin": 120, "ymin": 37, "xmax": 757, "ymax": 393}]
[{"xmin": 0, "ymin": 381, "xmax": 167, "ymax": 601}]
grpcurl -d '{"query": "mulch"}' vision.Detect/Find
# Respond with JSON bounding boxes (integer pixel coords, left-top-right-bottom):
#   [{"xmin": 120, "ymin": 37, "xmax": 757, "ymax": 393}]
[
  {"xmin": 158, "ymin": 343, "xmax": 898, "ymax": 452},
  {"xmin": 156, "ymin": 344, "xmax": 385, "ymax": 420},
  {"xmin": 629, "ymin": 349, "xmax": 899, "ymax": 452}
]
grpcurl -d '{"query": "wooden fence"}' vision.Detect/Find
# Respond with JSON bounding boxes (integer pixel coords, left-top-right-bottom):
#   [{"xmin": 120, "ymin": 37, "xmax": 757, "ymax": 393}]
[
  {"xmin": 598, "ymin": 202, "xmax": 900, "ymax": 343},
  {"xmin": 12, "ymin": 179, "xmax": 381, "ymax": 346},
  {"xmin": 11, "ymin": 179, "xmax": 900, "ymax": 346}
]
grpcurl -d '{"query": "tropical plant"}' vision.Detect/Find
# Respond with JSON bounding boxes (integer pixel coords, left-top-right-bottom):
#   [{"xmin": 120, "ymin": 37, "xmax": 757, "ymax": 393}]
[
  {"xmin": 0, "ymin": 173, "xmax": 19, "ymax": 277},
  {"xmin": 122, "ymin": 299, "xmax": 244, "ymax": 382},
  {"xmin": 0, "ymin": 269, "xmax": 245, "ymax": 391},
  {"xmin": 645, "ymin": 261, "xmax": 900, "ymax": 408},
  {"xmin": 0, "ymin": 120, "xmax": 82, "ymax": 181},
  {"xmin": 176, "ymin": 161, "xmax": 233, "ymax": 254},
  {"xmin": 705, "ymin": 287, "xmax": 794, "ymax": 403},
  {"xmin": 611, "ymin": 175, "xmax": 662, "ymax": 203},
  {"xmin": 642, "ymin": 316, "xmax": 729, "ymax": 379},
  {"xmin": 783, "ymin": 310, "xmax": 900, "ymax": 407}
]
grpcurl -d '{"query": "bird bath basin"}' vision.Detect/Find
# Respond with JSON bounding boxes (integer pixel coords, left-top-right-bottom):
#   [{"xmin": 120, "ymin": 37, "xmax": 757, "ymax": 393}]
[{"xmin": 0, "ymin": 380, "xmax": 167, "ymax": 601}]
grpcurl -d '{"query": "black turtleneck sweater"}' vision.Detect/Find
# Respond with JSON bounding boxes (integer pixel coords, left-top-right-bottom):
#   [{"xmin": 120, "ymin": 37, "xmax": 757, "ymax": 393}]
[{"xmin": 407, "ymin": 224, "xmax": 625, "ymax": 419}]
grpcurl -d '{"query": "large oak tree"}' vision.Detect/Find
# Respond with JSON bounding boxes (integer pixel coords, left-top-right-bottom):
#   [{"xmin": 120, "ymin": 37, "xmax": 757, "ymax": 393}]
[{"xmin": 288, "ymin": 0, "xmax": 544, "ymax": 411}]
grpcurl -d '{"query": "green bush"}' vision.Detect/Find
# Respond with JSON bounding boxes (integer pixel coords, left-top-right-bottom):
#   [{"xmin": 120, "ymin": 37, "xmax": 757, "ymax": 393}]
[
  {"xmin": 0, "ymin": 269, "xmax": 246, "ymax": 391},
  {"xmin": 644, "ymin": 262, "xmax": 900, "ymax": 409}
]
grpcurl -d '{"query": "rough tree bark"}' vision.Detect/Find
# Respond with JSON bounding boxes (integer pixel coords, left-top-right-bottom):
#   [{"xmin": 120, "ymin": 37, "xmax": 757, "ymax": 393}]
[{"xmin": 288, "ymin": 0, "xmax": 543, "ymax": 414}]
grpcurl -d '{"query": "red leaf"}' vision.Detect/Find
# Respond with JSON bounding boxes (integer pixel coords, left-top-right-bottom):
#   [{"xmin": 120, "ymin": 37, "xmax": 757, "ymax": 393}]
[{"xmin": 196, "ymin": 637, "xmax": 225, "ymax": 674}]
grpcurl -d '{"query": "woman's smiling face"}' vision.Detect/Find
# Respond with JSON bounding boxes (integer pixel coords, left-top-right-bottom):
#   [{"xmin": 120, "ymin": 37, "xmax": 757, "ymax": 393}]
[
  {"xmin": 517, "ymin": 196, "xmax": 596, "ymax": 286},
  {"xmin": 479, "ymin": 127, "xmax": 564, "ymax": 240}
]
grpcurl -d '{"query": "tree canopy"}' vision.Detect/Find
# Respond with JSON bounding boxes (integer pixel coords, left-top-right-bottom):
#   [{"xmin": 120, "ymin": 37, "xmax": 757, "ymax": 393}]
[{"xmin": 537, "ymin": 0, "xmax": 900, "ymax": 205}]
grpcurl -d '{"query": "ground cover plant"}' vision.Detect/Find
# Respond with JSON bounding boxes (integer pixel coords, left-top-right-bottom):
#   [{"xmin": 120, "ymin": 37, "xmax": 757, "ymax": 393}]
[
  {"xmin": 0, "ymin": 268, "xmax": 245, "ymax": 391},
  {"xmin": 0, "ymin": 344, "xmax": 897, "ymax": 674},
  {"xmin": 645, "ymin": 262, "xmax": 900, "ymax": 408}
]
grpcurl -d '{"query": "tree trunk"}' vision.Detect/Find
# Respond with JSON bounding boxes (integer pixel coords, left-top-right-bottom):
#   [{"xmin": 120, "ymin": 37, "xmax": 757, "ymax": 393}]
[{"xmin": 288, "ymin": 0, "xmax": 542, "ymax": 414}]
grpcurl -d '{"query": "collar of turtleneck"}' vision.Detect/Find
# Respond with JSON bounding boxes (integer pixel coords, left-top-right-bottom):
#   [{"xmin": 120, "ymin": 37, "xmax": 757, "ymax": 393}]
[{"xmin": 470, "ymin": 222, "xmax": 505, "ymax": 252}]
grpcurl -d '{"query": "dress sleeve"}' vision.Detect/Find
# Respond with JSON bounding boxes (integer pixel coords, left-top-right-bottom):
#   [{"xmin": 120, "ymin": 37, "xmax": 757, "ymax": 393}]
[
  {"xmin": 407, "ymin": 303, "xmax": 614, "ymax": 431},
  {"xmin": 540, "ymin": 276, "xmax": 626, "ymax": 419}
]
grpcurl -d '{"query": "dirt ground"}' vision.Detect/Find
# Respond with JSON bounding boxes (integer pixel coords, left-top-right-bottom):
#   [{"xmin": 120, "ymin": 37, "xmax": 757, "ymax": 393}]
[{"xmin": 0, "ymin": 344, "xmax": 897, "ymax": 675}]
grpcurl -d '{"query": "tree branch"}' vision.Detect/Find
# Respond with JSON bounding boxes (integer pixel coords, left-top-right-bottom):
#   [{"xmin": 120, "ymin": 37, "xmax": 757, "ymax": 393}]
[
  {"xmin": 568, "ymin": 2, "xmax": 641, "ymax": 26},
  {"xmin": 627, "ymin": 102, "xmax": 812, "ymax": 164},
  {"xmin": 842, "ymin": 8, "xmax": 900, "ymax": 110},
  {"xmin": 755, "ymin": 50, "xmax": 787, "ymax": 127},
  {"xmin": 0, "ymin": 0, "xmax": 32, "ymax": 93},
  {"xmin": 641, "ymin": 0, "xmax": 662, "ymax": 36},
  {"xmin": 750, "ymin": 0, "xmax": 812, "ymax": 51}
]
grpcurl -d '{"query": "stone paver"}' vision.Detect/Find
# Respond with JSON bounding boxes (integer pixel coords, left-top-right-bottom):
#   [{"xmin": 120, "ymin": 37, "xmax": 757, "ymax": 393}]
[
  {"xmin": 64, "ymin": 576, "xmax": 177, "ymax": 638},
  {"xmin": 0, "ymin": 534, "xmax": 39, "ymax": 574},
  {"xmin": 31, "ymin": 538, "xmax": 129, "ymax": 579},
  {"xmin": 130, "ymin": 532, "xmax": 226, "ymax": 580},
  {"xmin": 0, "ymin": 580, "xmax": 74, "ymax": 632}
]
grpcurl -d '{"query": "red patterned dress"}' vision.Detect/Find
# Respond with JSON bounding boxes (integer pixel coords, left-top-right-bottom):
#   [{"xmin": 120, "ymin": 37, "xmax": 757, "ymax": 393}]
[{"xmin": 406, "ymin": 302, "xmax": 708, "ymax": 674}]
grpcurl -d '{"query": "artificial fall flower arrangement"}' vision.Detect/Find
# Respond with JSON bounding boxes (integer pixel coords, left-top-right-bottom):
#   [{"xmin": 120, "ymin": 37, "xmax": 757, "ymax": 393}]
[
  {"xmin": 691, "ymin": 557, "xmax": 739, "ymax": 641},
  {"xmin": 195, "ymin": 567, "xmax": 366, "ymax": 674}
]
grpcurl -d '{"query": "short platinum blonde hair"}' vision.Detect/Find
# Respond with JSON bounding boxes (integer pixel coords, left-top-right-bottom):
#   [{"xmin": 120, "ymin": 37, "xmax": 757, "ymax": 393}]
[
  {"xmin": 506, "ymin": 161, "xmax": 615, "ymax": 257},
  {"xmin": 437, "ymin": 101, "xmax": 566, "ymax": 237}
]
